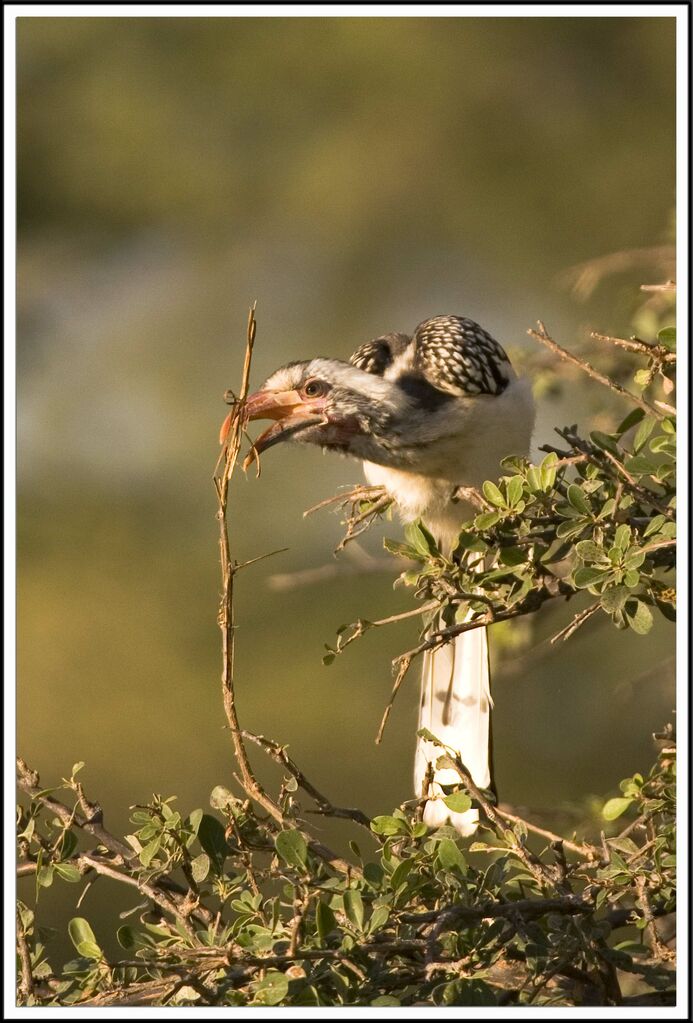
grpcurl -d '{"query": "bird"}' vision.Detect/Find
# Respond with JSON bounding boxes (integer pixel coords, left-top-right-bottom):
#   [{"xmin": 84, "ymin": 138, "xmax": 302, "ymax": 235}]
[{"xmin": 230, "ymin": 314, "xmax": 535, "ymax": 834}]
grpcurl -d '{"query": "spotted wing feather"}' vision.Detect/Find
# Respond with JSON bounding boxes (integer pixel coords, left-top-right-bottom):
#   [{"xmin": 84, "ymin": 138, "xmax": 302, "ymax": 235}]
[
  {"xmin": 413, "ymin": 315, "xmax": 511, "ymax": 396},
  {"xmin": 349, "ymin": 332, "xmax": 411, "ymax": 376}
]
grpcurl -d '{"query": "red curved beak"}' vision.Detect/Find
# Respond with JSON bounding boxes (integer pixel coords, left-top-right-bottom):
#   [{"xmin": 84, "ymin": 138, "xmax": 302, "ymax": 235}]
[{"xmin": 219, "ymin": 388, "xmax": 327, "ymax": 470}]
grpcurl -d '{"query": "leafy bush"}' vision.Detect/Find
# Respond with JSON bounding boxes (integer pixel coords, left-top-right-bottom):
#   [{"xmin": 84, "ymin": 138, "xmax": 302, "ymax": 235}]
[{"xmin": 17, "ymin": 313, "xmax": 676, "ymax": 1007}]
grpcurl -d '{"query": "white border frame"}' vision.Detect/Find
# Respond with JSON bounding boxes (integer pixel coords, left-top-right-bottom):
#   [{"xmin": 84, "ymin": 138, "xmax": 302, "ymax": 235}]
[{"xmin": 4, "ymin": 4, "xmax": 689, "ymax": 1019}]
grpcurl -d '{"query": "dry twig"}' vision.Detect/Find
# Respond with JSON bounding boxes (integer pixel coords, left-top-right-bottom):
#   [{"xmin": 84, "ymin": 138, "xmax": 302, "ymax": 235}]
[
  {"xmin": 528, "ymin": 321, "xmax": 664, "ymax": 420},
  {"xmin": 16, "ymin": 907, "xmax": 35, "ymax": 1005},
  {"xmin": 213, "ymin": 306, "xmax": 359, "ymax": 879}
]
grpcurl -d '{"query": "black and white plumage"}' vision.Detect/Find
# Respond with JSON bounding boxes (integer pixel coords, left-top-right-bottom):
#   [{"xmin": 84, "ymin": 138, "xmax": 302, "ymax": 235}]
[
  {"xmin": 352, "ymin": 317, "xmax": 511, "ymax": 397},
  {"xmin": 236, "ymin": 315, "xmax": 535, "ymax": 834}
]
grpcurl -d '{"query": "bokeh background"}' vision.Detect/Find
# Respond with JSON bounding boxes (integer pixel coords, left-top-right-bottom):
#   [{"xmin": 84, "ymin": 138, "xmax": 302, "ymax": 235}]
[{"xmin": 17, "ymin": 15, "xmax": 676, "ymax": 962}]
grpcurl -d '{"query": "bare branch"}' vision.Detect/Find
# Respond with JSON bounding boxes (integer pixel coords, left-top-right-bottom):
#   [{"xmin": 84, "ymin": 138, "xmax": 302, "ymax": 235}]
[
  {"xmin": 16, "ymin": 907, "xmax": 35, "ymax": 1004},
  {"xmin": 550, "ymin": 601, "xmax": 601, "ymax": 644},
  {"xmin": 495, "ymin": 807, "xmax": 600, "ymax": 861},
  {"xmin": 240, "ymin": 730, "xmax": 372, "ymax": 829},
  {"xmin": 528, "ymin": 321, "xmax": 664, "ymax": 419},
  {"xmin": 375, "ymin": 655, "xmax": 412, "ymax": 746},
  {"xmin": 640, "ymin": 281, "xmax": 676, "ymax": 292},
  {"xmin": 590, "ymin": 331, "xmax": 676, "ymax": 364}
]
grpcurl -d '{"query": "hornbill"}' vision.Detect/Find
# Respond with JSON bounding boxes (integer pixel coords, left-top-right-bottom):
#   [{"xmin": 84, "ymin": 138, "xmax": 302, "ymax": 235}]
[{"xmin": 226, "ymin": 315, "xmax": 535, "ymax": 834}]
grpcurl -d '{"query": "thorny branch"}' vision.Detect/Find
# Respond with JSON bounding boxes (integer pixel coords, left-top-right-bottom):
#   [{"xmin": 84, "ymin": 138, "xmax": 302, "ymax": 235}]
[
  {"xmin": 528, "ymin": 321, "xmax": 665, "ymax": 419},
  {"xmin": 240, "ymin": 730, "xmax": 372, "ymax": 830}
]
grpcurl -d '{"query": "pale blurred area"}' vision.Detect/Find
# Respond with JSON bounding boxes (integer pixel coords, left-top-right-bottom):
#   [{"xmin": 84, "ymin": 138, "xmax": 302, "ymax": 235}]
[{"xmin": 17, "ymin": 17, "xmax": 675, "ymax": 950}]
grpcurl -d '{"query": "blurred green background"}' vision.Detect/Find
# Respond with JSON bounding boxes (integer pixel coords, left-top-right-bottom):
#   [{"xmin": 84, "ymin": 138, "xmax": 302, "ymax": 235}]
[{"xmin": 17, "ymin": 16, "xmax": 676, "ymax": 959}]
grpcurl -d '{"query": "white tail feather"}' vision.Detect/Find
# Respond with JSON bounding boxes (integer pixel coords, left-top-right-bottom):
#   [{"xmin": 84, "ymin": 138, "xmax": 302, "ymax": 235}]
[{"xmin": 414, "ymin": 623, "xmax": 492, "ymax": 836}]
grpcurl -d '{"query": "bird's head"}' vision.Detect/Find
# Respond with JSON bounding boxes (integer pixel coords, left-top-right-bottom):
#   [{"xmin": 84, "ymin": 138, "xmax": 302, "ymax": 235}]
[{"xmin": 221, "ymin": 358, "xmax": 407, "ymax": 469}]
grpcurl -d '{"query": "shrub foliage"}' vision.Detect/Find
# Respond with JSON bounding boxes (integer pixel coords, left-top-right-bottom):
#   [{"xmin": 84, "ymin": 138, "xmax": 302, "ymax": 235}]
[{"xmin": 17, "ymin": 315, "xmax": 676, "ymax": 1007}]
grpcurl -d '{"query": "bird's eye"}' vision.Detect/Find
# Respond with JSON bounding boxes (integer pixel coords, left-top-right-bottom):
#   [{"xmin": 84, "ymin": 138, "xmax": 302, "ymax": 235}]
[{"xmin": 303, "ymin": 379, "xmax": 329, "ymax": 398}]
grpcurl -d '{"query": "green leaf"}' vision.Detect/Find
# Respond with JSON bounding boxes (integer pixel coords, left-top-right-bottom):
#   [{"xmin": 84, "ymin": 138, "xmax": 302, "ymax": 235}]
[
  {"xmin": 633, "ymin": 368, "xmax": 653, "ymax": 389},
  {"xmin": 590, "ymin": 431, "xmax": 620, "ymax": 457},
  {"xmin": 633, "ymin": 416, "xmax": 655, "ymax": 453},
  {"xmin": 253, "ymin": 970, "xmax": 289, "ymax": 1006},
  {"xmin": 390, "ymin": 858, "xmax": 414, "ymax": 890},
  {"xmin": 614, "ymin": 524, "xmax": 631, "ymax": 550},
  {"xmin": 54, "ymin": 863, "xmax": 81, "ymax": 883},
  {"xmin": 624, "ymin": 548, "xmax": 645, "ymax": 570},
  {"xmin": 368, "ymin": 905, "xmax": 390, "ymax": 934},
  {"xmin": 567, "ymin": 484, "xmax": 591, "ymax": 515},
  {"xmin": 526, "ymin": 465, "xmax": 542, "ymax": 492},
  {"xmin": 370, "ymin": 815, "xmax": 408, "ymax": 836},
  {"xmin": 34, "ymin": 850, "xmax": 44, "ymax": 902},
  {"xmin": 438, "ymin": 978, "xmax": 497, "ymax": 1006},
  {"xmin": 416, "ymin": 520, "xmax": 440, "ymax": 555},
  {"xmin": 76, "ymin": 940, "xmax": 103, "ymax": 960},
  {"xmin": 117, "ymin": 925, "xmax": 137, "ymax": 950},
  {"xmin": 507, "ymin": 573, "xmax": 533, "ymax": 608},
  {"xmin": 130, "ymin": 810, "xmax": 153, "ymax": 825},
  {"xmin": 364, "ymin": 862, "xmax": 384, "ymax": 888},
  {"xmin": 556, "ymin": 518, "xmax": 589, "ymax": 540},
  {"xmin": 603, "ymin": 797, "xmax": 634, "ymax": 821},
  {"xmin": 417, "ymin": 727, "xmax": 442, "ymax": 744},
  {"xmin": 315, "ymin": 900, "xmax": 337, "ymax": 943},
  {"xmin": 68, "ymin": 918, "xmax": 101, "ymax": 960},
  {"xmin": 383, "ymin": 538, "xmax": 421, "ymax": 561},
  {"xmin": 649, "ymin": 434, "xmax": 676, "ymax": 454},
  {"xmin": 191, "ymin": 853, "xmax": 210, "ymax": 884},
  {"xmin": 575, "ymin": 540, "xmax": 605, "ymax": 562},
  {"xmin": 657, "ymin": 326, "xmax": 676, "ymax": 350},
  {"xmin": 437, "ymin": 838, "xmax": 466, "ymax": 872},
  {"xmin": 198, "ymin": 814, "xmax": 229, "ymax": 872},
  {"xmin": 624, "ymin": 455, "xmax": 656, "ymax": 475},
  {"xmin": 539, "ymin": 451, "xmax": 559, "ymax": 490},
  {"xmin": 37, "ymin": 864, "xmax": 55, "ymax": 889},
  {"xmin": 275, "ymin": 830, "xmax": 308, "ymax": 871},
  {"xmin": 343, "ymin": 889, "xmax": 365, "ymax": 931},
  {"xmin": 644, "ymin": 515, "xmax": 668, "ymax": 539},
  {"xmin": 499, "ymin": 546, "xmax": 526, "ymax": 567},
  {"xmin": 138, "ymin": 836, "xmax": 161, "ymax": 868},
  {"xmin": 399, "ymin": 569, "xmax": 422, "ymax": 587},
  {"xmin": 482, "ymin": 481, "xmax": 505, "ymax": 507},
  {"xmin": 371, "ymin": 995, "xmax": 401, "ymax": 1006},
  {"xmin": 597, "ymin": 497, "xmax": 617, "ymax": 520},
  {"xmin": 454, "ymin": 530, "xmax": 488, "ymax": 552},
  {"xmin": 625, "ymin": 599, "xmax": 654, "ymax": 635},
  {"xmin": 474, "ymin": 511, "xmax": 501, "ymax": 530},
  {"xmin": 573, "ymin": 567, "xmax": 609, "ymax": 589},
  {"xmin": 59, "ymin": 829, "xmax": 78, "ymax": 861},
  {"xmin": 616, "ymin": 407, "xmax": 645, "ymax": 435},
  {"xmin": 506, "ymin": 475, "xmax": 524, "ymax": 507},
  {"xmin": 600, "ymin": 586, "xmax": 628, "ymax": 613},
  {"xmin": 443, "ymin": 791, "xmax": 472, "ymax": 814},
  {"xmin": 404, "ymin": 521, "xmax": 437, "ymax": 558},
  {"xmin": 209, "ymin": 786, "xmax": 234, "ymax": 810}
]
